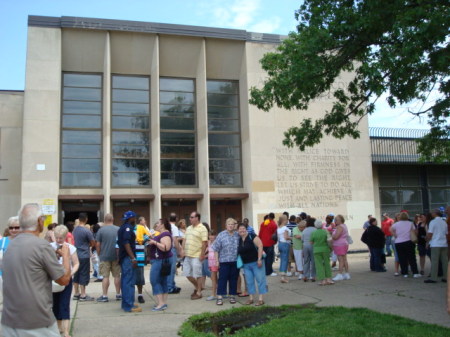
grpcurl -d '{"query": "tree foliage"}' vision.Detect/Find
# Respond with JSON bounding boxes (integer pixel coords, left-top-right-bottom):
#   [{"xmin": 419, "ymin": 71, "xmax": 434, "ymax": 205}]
[{"xmin": 249, "ymin": 0, "xmax": 449, "ymax": 162}]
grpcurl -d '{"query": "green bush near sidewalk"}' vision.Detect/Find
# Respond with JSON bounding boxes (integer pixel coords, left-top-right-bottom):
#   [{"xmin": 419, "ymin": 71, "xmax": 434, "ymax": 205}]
[{"xmin": 179, "ymin": 305, "xmax": 450, "ymax": 337}]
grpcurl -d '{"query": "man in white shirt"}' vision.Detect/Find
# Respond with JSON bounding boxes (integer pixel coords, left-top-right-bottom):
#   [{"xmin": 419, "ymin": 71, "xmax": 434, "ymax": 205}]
[
  {"xmin": 168, "ymin": 213, "xmax": 183, "ymax": 294},
  {"xmin": 424, "ymin": 209, "xmax": 448, "ymax": 283}
]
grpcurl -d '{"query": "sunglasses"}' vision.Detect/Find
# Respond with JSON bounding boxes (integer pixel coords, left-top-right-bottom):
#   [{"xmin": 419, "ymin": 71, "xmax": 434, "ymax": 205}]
[{"xmin": 9, "ymin": 226, "xmax": 20, "ymax": 230}]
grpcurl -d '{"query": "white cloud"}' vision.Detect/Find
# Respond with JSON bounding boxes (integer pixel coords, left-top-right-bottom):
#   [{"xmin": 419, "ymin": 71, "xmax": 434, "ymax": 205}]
[{"xmin": 196, "ymin": 0, "xmax": 281, "ymax": 33}]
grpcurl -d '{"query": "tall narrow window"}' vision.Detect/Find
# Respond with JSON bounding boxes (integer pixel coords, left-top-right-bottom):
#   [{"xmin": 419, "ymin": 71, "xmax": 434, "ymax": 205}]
[
  {"xmin": 207, "ymin": 80, "xmax": 242, "ymax": 186},
  {"xmin": 160, "ymin": 78, "xmax": 196, "ymax": 186},
  {"xmin": 111, "ymin": 75, "xmax": 150, "ymax": 187},
  {"xmin": 61, "ymin": 73, "xmax": 102, "ymax": 187}
]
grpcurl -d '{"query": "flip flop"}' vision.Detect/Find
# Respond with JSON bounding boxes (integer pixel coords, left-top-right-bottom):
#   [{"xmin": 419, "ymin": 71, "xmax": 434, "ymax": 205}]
[
  {"xmin": 244, "ymin": 299, "xmax": 254, "ymax": 305},
  {"xmin": 216, "ymin": 298, "xmax": 223, "ymax": 306},
  {"xmin": 255, "ymin": 300, "xmax": 265, "ymax": 306},
  {"xmin": 238, "ymin": 293, "xmax": 249, "ymax": 297}
]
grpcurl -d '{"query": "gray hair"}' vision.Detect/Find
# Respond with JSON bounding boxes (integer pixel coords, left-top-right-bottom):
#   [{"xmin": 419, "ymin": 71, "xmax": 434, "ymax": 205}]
[
  {"xmin": 104, "ymin": 213, "xmax": 114, "ymax": 223},
  {"xmin": 54, "ymin": 224, "xmax": 68, "ymax": 238},
  {"xmin": 7, "ymin": 216, "xmax": 19, "ymax": 227},
  {"xmin": 18, "ymin": 203, "xmax": 42, "ymax": 231}
]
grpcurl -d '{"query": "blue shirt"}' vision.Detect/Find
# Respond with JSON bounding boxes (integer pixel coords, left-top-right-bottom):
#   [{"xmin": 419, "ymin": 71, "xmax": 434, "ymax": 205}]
[
  {"xmin": 211, "ymin": 230, "xmax": 239, "ymax": 263},
  {"xmin": 117, "ymin": 222, "xmax": 136, "ymax": 262},
  {"xmin": 73, "ymin": 226, "xmax": 94, "ymax": 259},
  {"xmin": 0, "ymin": 237, "xmax": 11, "ymax": 276}
]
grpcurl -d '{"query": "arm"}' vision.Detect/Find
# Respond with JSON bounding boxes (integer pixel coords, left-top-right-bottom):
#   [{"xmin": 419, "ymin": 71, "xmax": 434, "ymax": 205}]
[
  {"xmin": 284, "ymin": 229, "xmax": 291, "ymax": 241},
  {"xmin": 96, "ymin": 241, "xmax": 101, "ymax": 256},
  {"xmin": 253, "ymin": 236, "xmax": 264, "ymax": 268},
  {"xmin": 152, "ymin": 236, "xmax": 171, "ymax": 252},
  {"xmin": 89, "ymin": 239, "xmax": 96, "ymax": 248},
  {"xmin": 54, "ymin": 245, "xmax": 72, "ymax": 286},
  {"xmin": 124, "ymin": 243, "xmax": 137, "ymax": 268},
  {"xmin": 199, "ymin": 241, "xmax": 208, "ymax": 262},
  {"xmin": 70, "ymin": 251, "xmax": 80, "ymax": 276},
  {"xmin": 332, "ymin": 226, "xmax": 343, "ymax": 240}
]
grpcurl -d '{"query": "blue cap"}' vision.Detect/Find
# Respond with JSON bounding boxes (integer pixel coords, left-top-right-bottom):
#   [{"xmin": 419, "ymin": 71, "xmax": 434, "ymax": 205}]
[
  {"xmin": 122, "ymin": 211, "xmax": 137, "ymax": 221},
  {"xmin": 439, "ymin": 206, "xmax": 445, "ymax": 213}
]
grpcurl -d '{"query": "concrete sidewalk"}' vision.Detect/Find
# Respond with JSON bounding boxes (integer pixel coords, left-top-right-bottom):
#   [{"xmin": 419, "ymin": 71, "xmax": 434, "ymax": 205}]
[{"xmin": 2, "ymin": 253, "xmax": 449, "ymax": 336}]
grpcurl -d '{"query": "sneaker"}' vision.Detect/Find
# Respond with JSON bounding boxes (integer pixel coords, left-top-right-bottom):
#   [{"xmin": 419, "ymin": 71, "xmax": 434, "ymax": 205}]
[
  {"xmin": 152, "ymin": 305, "xmax": 166, "ymax": 312},
  {"xmin": 286, "ymin": 272, "xmax": 292, "ymax": 277},
  {"xmin": 413, "ymin": 274, "xmax": 422, "ymax": 278},
  {"xmin": 72, "ymin": 294, "xmax": 80, "ymax": 301},
  {"xmin": 79, "ymin": 295, "xmax": 94, "ymax": 302},
  {"xmin": 94, "ymin": 278, "xmax": 103, "ymax": 282},
  {"xmin": 129, "ymin": 306, "xmax": 142, "ymax": 313},
  {"xmin": 138, "ymin": 296, "xmax": 145, "ymax": 304},
  {"xmin": 206, "ymin": 295, "xmax": 217, "ymax": 301},
  {"xmin": 332, "ymin": 274, "xmax": 344, "ymax": 281},
  {"xmin": 168, "ymin": 287, "xmax": 181, "ymax": 294},
  {"xmin": 116, "ymin": 294, "xmax": 122, "ymax": 300},
  {"xmin": 343, "ymin": 273, "xmax": 351, "ymax": 280},
  {"xmin": 394, "ymin": 272, "xmax": 400, "ymax": 276},
  {"xmin": 298, "ymin": 274, "xmax": 304, "ymax": 280},
  {"xmin": 294, "ymin": 272, "xmax": 299, "ymax": 276},
  {"xmin": 332, "ymin": 266, "xmax": 339, "ymax": 271},
  {"xmin": 96, "ymin": 296, "xmax": 109, "ymax": 302},
  {"xmin": 403, "ymin": 274, "xmax": 408, "ymax": 278},
  {"xmin": 270, "ymin": 272, "xmax": 278, "ymax": 276}
]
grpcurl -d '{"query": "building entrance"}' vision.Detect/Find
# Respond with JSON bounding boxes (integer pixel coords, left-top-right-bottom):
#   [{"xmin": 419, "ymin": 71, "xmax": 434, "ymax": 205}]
[{"xmin": 210, "ymin": 200, "xmax": 242, "ymax": 233}]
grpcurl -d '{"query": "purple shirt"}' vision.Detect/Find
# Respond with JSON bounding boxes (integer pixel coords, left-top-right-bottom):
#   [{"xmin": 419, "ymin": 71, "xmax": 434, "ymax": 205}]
[{"xmin": 149, "ymin": 232, "xmax": 173, "ymax": 260}]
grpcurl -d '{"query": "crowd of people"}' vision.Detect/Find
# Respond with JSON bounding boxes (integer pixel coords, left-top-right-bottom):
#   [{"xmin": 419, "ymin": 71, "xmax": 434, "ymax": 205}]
[
  {"xmin": 361, "ymin": 207, "xmax": 449, "ymax": 283},
  {"xmin": 0, "ymin": 204, "xmax": 449, "ymax": 336}
]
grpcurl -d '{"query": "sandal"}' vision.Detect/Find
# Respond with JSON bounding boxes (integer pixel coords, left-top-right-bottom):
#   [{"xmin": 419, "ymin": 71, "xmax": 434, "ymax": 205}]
[
  {"xmin": 255, "ymin": 300, "xmax": 265, "ymax": 306},
  {"xmin": 244, "ymin": 299, "xmax": 254, "ymax": 305},
  {"xmin": 229, "ymin": 297, "xmax": 236, "ymax": 304},
  {"xmin": 318, "ymin": 281, "xmax": 326, "ymax": 286},
  {"xmin": 238, "ymin": 293, "xmax": 249, "ymax": 297},
  {"xmin": 326, "ymin": 280, "xmax": 335, "ymax": 285},
  {"xmin": 216, "ymin": 298, "xmax": 223, "ymax": 306}
]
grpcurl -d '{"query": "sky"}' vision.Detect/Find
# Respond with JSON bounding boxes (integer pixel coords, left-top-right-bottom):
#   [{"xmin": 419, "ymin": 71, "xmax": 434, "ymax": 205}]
[{"xmin": 0, "ymin": 0, "xmax": 429, "ymax": 129}]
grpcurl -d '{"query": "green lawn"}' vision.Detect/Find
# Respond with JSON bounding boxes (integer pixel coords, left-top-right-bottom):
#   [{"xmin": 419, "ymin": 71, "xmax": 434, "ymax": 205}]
[{"xmin": 179, "ymin": 305, "xmax": 450, "ymax": 337}]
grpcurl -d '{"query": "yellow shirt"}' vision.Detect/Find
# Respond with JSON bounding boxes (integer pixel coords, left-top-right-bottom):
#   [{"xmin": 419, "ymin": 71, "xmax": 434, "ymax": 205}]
[
  {"xmin": 135, "ymin": 225, "xmax": 150, "ymax": 245},
  {"xmin": 184, "ymin": 223, "xmax": 208, "ymax": 258}
]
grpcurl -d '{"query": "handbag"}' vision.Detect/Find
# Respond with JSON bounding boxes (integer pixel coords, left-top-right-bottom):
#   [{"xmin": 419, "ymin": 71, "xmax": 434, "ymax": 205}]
[
  {"xmin": 236, "ymin": 255, "xmax": 244, "ymax": 269},
  {"xmin": 347, "ymin": 235, "xmax": 353, "ymax": 245},
  {"xmin": 410, "ymin": 224, "xmax": 418, "ymax": 243},
  {"xmin": 52, "ymin": 281, "xmax": 65, "ymax": 293},
  {"xmin": 271, "ymin": 232, "xmax": 278, "ymax": 243},
  {"xmin": 160, "ymin": 258, "xmax": 171, "ymax": 277}
]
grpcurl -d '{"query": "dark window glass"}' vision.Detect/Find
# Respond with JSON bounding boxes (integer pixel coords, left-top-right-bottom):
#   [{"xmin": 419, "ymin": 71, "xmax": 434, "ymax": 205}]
[
  {"xmin": 64, "ymin": 74, "xmax": 102, "ymax": 87},
  {"xmin": 63, "ymin": 101, "xmax": 101, "ymax": 115},
  {"xmin": 62, "ymin": 115, "xmax": 101, "ymax": 129},
  {"xmin": 112, "ymin": 145, "xmax": 149, "ymax": 159},
  {"xmin": 112, "ymin": 172, "xmax": 150, "ymax": 186},
  {"xmin": 208, "ymin": 119, "xmax": 239, "ymax": 132},
  {"xmin": 62, "ymin": 144, "xmax": 101, "ymax": 159},
  {"xmin": 210, "ymin": 173, "xmax": 242, "ymax": 186},
  {"xmin": 208, "ymin": 134, "xmax": 240, "ymax": 146},
  {"xmin": 61, "ymin": 73, "xmax": 102, "ymax": 188},
  {"xmin": 208, "ymin": 146, "xmax": 240, "ymax": 159},
  {"xmin": 209, "ymin": 160, "xmax": 241, "ymax": 172},
  {"xmin": 160, "ymin": 117, "xmax": 195, "ymax": 130},
  {"xmin": 207, "ymin": 81, "xmax": 238, "ymax": 94},
  {"xmin": 63, "ymin": 87, "xmax": 101, "ymax": 101},
  {"xmin": 61, "ymin": 173, "xmax": 102, "ymax": 187},
  {"xmin": 112, "ymin": 103, "xmax": 149, "ymax": 116},
  {"xmin": 112, "ymin": 76, "xmax": 149, "ymax": 90},
  {"xmin": 380, "ymin": 189, "xmax": 399, "ymax": 205},
  {"xmin": 111, "ymin": 75, "xmax": 151, "ymax": 187},
  {"xmin": 161, "ymin": 172, "xmax": 196, "ymax": 186},
  {"xmin": 401, "ymin": 189, "xmax": 422, "ymax": 205},
  {"xmin": 207, "ymin": 106, "xmax": 238, "ymax": 119},
  {"xmin": 160, "ymin": 104, "xmax": 194, "ymax": 118},
  {"xmin": 112, "ymin": 89, "xmax": 149, "ymax": 103},
  {"xmin": 161, "ymin": 146, "xmax": 195, "ymax": 158},
  {"xmin": 160, "ymin": 132, "xmax": 195, "ymax": 145},
  {"xmin": 112, "ymin": 116, "xmax": 149, "ymax": 130},
  {"xmin": 160, "ymin": 78, "xmax": 194, "ymax": 92},
  {"xmin": 207, "ymin": 93, "xmax": 238, "ymax": 106},
  {"xmin": 161, "ymin": 159, "xmax": 195, "ymax": 172},
  {"xmin": 160, "ymin": 92, "xmax": 194, "ymax": 105}
]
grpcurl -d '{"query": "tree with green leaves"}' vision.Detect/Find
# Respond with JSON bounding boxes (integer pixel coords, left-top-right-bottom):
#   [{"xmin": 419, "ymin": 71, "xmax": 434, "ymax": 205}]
[{"xmin": 249, "ymin": 0, "xmax": 449, "ymax": 162}]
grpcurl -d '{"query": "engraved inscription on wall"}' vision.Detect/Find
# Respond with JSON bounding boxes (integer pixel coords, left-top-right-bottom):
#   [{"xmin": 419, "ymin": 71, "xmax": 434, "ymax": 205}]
[{"xmin": 275, "ymin": 147, "xmax": 352, "ymax": 209}]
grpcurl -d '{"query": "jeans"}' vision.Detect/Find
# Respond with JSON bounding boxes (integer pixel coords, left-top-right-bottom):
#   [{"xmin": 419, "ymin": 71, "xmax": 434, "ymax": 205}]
[
  {"xmin": 217, "ymin": 261, "xmax": 239, "ymax": 296},
  {"xmin": 278, "ymin": 242, "xmax": 290, "ymax": 274},
  {"xmin": 2, "ymin": 322, "xmax": 60, "ymax": 337},
  {"xmin": 120, "ymin": 257, "xmax": 136, "ymax": 312},
  {"xmin": 303, "ymin": 244, "xmax": 316, "ymax": 279},
  {"xmin": 150, "ymin": 259, "xmax": 169, "ymax": 295},
  {"xmin": 263, "ymin": 246, "xmax": 275, "ymax": 276},
  {"xmin": 395, "ymin": 241, "xmax": 418, "ymax": 275},
  {"xmin": 314, "ymin": 252, "xmax": 331, "ymax": 281},
  {"xmin": 168, "ymin": 247, "xmax": 177, "ymax": 291},
  {"xmin": 430, "ymin": 247, "xmax": 448, "ymax": 281},
  {"xmin": 369, "ymin": 247, "xmax": 385, "ymax": 271},
  {"xmin": 52, "ymin": 278, "xmax": 73, "ymax": 320},
  {"xmin": 243, "ymin": 261, "xmax": 267, "ymax": 295},
  {"xmin": 385, "ymin": 236, "xmax": 392, "ymax": 255}
]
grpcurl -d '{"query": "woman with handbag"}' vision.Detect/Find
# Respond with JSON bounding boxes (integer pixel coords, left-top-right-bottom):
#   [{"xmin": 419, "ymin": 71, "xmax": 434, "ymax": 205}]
[
  {"xmin": 148, "ymin": 219, "xmax": 173, "ymax": 311},
  {"xmin": 391, "ymin": 212, "xmax": 421, "ymax": 278},
  {"xmin": 50, "ymin": 225, "xmax": 79, "ymax": 337},
  {"xmin": 332, "ymin": 215, "xmax": 351, "ymax": 281},
  {"xmin": 237, "ymin": 223, "xmax": 267, "ymax": 306}
]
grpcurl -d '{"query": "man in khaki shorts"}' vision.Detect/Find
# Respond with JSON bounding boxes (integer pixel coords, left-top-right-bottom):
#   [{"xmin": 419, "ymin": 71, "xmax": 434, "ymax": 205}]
[
  {"xmin": 96, "ymin": 213, "xmax": 121, "ymax": 302},
  {"xmin": 182, "ymin": 211, "xmax": 208, "ymax": 300}
]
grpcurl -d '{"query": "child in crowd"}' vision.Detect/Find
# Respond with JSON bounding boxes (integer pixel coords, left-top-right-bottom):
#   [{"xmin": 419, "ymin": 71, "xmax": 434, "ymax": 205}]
[{"xmin": 206, "ymin": 230, "xmax": 218, "ymax": 301}]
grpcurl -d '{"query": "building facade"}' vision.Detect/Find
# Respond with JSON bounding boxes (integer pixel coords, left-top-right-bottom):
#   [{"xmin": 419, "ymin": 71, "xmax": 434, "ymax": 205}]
[{"xmin": 1, "ymin": 15, "xmax": 415, "ymax": 250}]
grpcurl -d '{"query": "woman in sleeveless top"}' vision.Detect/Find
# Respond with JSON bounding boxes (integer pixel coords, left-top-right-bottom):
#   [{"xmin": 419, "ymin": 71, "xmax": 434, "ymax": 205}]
[
  {"xmin": 148, "ymin": 219, "xmax": 173, "ymax": 311},
  {"xmin": 332, "ymin": 214, "xmax": 350, "ymax": 281}
]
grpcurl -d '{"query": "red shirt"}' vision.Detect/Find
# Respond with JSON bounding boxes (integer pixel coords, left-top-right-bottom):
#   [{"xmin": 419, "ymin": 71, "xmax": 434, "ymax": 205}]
[
  {"xmin": 381, "ymin": 218, "xmax": 394, "ymax": 237},
  {"xmin": 259, "ymin": 219, "xmax": 277, "ymax": 247}
]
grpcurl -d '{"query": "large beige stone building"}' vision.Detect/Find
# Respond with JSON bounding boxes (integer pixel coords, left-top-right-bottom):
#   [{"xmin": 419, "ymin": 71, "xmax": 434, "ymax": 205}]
[{"xmin": 1, "ymin": 16, "xmax": 448, "ymax": 248}]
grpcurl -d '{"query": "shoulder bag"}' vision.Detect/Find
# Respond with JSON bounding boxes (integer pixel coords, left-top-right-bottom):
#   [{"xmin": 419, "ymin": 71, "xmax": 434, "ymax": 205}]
[{"xmin": 410, "ymin": 223, "xmax": 418, "ymax": 244}]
